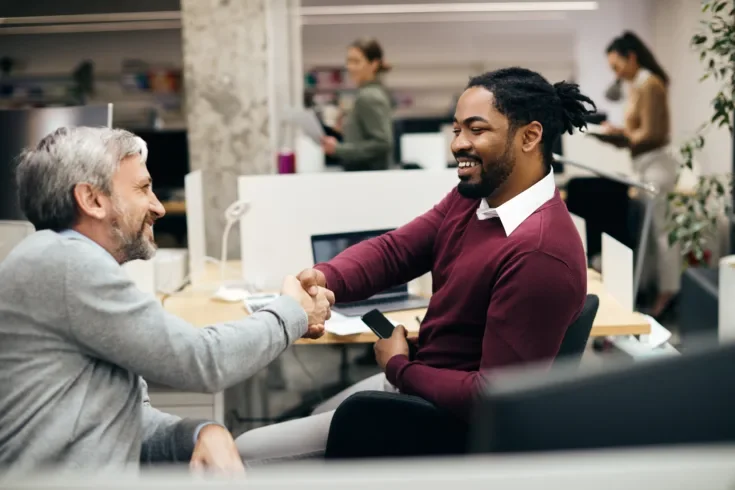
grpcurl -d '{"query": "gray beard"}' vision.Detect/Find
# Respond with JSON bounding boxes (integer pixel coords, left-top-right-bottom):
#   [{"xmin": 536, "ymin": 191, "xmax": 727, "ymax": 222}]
[{"xmin": 111, "ymin": 214, "xmax": 156, "ymax": 263}]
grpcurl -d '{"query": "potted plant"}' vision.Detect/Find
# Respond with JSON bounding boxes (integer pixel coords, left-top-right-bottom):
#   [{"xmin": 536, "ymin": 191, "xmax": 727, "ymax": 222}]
[{"xmin": 667, "ymin": 0, "xmax": 734, "ymax": 267}]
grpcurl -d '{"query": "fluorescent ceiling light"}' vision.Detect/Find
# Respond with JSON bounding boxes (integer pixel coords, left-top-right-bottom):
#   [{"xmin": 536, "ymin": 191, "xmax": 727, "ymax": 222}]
[
  {"xmin": 0, "ymin": 21, "xmax": 181, "ymax": 35},
  {"xmin": 302, "ymin": 11, "xmax": 567, "ymax": 25},
  {"xmin": 0, "ymin": 12, "xmax": 180, "ymax": 25},
  {"xmin": 300, "ymin": 2, "xmax": 598, "ymax": 16}
]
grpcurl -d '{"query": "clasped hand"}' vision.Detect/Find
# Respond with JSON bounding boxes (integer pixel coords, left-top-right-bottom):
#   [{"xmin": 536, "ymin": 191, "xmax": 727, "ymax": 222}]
[{"xmin": 280, "ymin": 268, "xmax": 334, "ymax": 339}]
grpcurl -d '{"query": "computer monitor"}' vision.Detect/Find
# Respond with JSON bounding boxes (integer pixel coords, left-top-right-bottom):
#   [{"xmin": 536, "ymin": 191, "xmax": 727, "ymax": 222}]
[
  {"xmin": 311, "ymin": 229, "xmax": 406, "ymax": 298},
  {"xmin": 469, "ymin": 341, "xmax": 735, "ymax": 454},
  {"xmin": 134, "ymin": 129, "xmax": 189, "ymax": 199}
]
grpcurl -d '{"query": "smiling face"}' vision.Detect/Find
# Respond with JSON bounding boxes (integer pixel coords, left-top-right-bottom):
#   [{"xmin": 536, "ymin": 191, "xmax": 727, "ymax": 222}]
[
  {"xmin": 451, "ymin": 86, "xmax": 517, "ymax": 200},
  {"xmin": 346, "ymin": 46, "xmax": 379, "ymax": 86},
  {"xmin": 108, "ymin": 154, "xmax": 165, "ymax": 262}
]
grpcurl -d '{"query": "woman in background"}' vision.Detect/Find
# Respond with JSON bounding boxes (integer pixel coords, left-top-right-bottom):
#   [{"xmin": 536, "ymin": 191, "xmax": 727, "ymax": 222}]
[
  {"xmin": 321, "ymin": 38, "xmax": 394, "ymax": 171},
  {"xmin": 603, "ymin": 31, "xmax": 679, "ymax": 319}
]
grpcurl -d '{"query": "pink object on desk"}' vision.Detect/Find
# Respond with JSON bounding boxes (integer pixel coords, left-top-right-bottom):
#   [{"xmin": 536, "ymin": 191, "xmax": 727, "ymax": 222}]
[{"xmin": 277, "ymin": 149, "xmax": 296, "ymax": 174}]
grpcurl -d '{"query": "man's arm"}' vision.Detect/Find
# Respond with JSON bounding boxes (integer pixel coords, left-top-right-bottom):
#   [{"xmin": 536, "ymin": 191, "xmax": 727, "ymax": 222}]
[
  {"xmin": 314, "ymin": 190, "xmax": 455, "ymax": 302},
  {"xmin": 333, "ymin": 94, "xmax": 392, "ymax": 166},
  {"xmin": 384, "ymin": 251, "xmax": 586, "ymax": 419},
  {"xmin": 62, "ymin": 245, "xmax": 309, "ymax": 393},
  {"xmin": 138, "ymin": 378, "xmax": 211, "ymax": 464}
]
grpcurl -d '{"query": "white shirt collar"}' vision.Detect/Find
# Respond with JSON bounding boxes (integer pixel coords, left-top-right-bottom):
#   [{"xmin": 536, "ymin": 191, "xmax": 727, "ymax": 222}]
[
  {"xmin": 476, "ymin": 170, "xmax": 556, "ymax": 236},
  {"xmin": 632, "ymin": 68, "xmax": 652, "ymax": 88}
]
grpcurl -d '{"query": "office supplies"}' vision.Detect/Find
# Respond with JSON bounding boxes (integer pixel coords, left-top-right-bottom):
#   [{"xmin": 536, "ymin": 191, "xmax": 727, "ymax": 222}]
[
  {"xmin": 311, "ymin": 229, "xmax": 430, "ymax": 316},
  {"xmin": 285, "ymin": 108, "xmax": 325, "ymax": 144}
]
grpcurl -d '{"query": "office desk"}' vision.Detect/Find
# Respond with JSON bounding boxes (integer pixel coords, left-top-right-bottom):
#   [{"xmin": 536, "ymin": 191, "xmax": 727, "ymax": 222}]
[
  {"xmin": 157, "ymin": 263, "xmax": 649, "ymax": 426},
  {"xmin": 161, "ymin": 200, "xmax": 186, "ymax": 215},
  {"xmin": 162, "ymin": 264, "xmax": 650, "ymax": 340}
]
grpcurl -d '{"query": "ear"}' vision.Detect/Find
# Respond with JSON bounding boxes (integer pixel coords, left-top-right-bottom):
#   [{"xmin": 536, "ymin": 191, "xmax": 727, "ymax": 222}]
[
  {"xmin": 73, "ymin": 183, "xmax": 108, "ymax": 221},
  {"xmin": 520, "ymin": 121, "xmax": 543, "ymax": 153}
]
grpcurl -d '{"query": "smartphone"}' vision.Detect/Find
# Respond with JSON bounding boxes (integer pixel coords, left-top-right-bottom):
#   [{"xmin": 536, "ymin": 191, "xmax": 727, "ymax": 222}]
[{"xmin": 361, "ymin": 308, "xmax": 397, "ymax": 339}]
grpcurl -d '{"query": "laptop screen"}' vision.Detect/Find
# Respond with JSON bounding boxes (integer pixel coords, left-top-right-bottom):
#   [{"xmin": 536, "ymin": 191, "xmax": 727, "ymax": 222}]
[{"xmin": 311, "ymin": 229, "xmax": 408, "ymax": 296}]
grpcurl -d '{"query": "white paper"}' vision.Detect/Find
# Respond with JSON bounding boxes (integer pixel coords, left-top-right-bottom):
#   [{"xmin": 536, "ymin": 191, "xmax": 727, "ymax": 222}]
[
  {"xmin": 639, "ymin": 315, "xmax": 672, "ymax": 348},
  {"xmin": 284, "ymin": 108, "xmax": 325, "ymax": 144},
  {"xmin": 325, "ymin": 311, "xmax": 399, "ymax": 336}
]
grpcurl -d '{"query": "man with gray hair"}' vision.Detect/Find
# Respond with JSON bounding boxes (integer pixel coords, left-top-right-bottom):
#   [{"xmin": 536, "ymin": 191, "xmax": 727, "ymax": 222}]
[{"xmin": 0, "ymin": 126, "xmax": 333, "ymax": 475}]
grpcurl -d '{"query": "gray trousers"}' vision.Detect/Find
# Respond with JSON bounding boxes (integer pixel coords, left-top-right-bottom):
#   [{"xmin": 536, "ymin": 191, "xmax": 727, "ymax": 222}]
[
  {"xmin": 635, "ymin": 149, "xmax": 681, "ymax": 294},
  {"xmin": 235, "ymin": 373, "xmax": 397, "ymax": 466}
]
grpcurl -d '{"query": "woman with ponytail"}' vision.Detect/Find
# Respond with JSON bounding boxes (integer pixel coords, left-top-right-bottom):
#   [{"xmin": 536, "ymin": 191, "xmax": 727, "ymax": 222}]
[
  {"xmin": 320, "ymin": 38, "xmax": 394, "ymax": 172},
  {"xmin": 604, "ymin": 31, "xmax": 679, "ymax": 319}
]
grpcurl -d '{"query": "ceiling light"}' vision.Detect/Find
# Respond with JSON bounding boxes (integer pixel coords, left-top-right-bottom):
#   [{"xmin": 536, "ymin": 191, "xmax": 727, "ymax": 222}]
[
  {"xmin": 302, "ymin": 11, "xmax": 567, "ymax": 25},
  {"xmin": 300, "ymin": 2, "xmax": 598, "ymax": 16}
]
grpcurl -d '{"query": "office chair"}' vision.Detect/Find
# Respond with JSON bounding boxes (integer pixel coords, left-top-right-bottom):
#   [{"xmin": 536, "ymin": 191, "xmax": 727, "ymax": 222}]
[{"xmin": 324, "ymin": 295, "xmax": 600, "ymax": 459}]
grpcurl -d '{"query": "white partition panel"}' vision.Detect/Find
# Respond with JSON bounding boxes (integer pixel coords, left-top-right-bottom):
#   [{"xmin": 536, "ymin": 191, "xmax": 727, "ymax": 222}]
[{"xmin": 238, "ymin": 169, "xmax": 458, "ymax": 290}]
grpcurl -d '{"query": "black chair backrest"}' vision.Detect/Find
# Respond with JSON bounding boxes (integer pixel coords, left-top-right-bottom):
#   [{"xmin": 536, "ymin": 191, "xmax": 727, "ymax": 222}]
[{"xmin": 555, "ymin": 294, "xmax": 599, "ymax": 363}]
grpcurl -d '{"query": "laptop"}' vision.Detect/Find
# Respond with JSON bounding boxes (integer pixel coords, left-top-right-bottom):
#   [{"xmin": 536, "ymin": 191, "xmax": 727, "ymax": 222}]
[{"xmin": 311, "ymin": 229, "xmax": 430, "ymax": 317}]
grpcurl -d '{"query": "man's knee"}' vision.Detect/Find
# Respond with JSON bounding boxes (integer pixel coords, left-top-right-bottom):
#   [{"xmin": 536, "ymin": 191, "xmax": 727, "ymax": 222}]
[{"xmin": 235, "ymin": 411, "xmax": 335, "ymax": 465}]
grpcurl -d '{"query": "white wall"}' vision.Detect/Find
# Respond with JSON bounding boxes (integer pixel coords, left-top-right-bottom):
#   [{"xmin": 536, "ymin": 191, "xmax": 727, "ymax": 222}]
[
  {"xmin": 652, "ymin": 0, "xmax": 732, "ymax": 175},
  {"xmin": 301, "ymin": 19, "xmax": 576, "ymax": 115},
  {"xmin": 572, "ymin": 0, "xmax": 654, "ymax": 125},
  {"xmin": 301, "ymin": 0, "xmax": 654, "ymax": 117}
]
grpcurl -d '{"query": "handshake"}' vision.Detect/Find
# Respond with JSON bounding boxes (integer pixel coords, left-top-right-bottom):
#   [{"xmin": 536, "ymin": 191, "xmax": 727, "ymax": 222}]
[{"xmin": 280, "ymin": 268, "xmax": 334, "ymax": 339}]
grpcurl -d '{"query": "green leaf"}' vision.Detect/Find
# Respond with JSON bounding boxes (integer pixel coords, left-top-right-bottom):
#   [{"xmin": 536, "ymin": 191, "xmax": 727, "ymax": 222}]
[{"xmin": 715, "ymin": 2, "xmax": 727, "ymax": 12}]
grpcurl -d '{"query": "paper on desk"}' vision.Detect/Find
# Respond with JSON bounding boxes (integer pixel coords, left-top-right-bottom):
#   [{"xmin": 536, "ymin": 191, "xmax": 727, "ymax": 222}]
[
  {"xmin": 325, "ymin": 311, "xmax": 399, "ymax": 336},
  {"xmin": 284, "ymin": 108, "xmax": 325, "ymax": 144}
]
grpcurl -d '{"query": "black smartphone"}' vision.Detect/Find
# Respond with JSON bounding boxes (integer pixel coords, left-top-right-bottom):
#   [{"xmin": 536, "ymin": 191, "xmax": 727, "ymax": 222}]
[{"xmin": 361, "ymin": 308, "xmax": 396, "ymax": 339}]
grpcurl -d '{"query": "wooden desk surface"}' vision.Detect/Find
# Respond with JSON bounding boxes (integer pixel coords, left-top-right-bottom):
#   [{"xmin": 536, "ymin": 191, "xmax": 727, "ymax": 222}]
[
  {"xmin": 162, "ymin": 200, "xmax": 186, "ymax": 215},
  {"xmin": 162, "ymin": 265, "xmax": 650, "ymax": 343}
]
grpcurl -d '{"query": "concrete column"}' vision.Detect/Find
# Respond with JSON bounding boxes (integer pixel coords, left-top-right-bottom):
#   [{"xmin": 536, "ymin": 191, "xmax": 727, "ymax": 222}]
[{"xmin": 181, "ymin": 0, "xmax": 301, "ymax": 258}]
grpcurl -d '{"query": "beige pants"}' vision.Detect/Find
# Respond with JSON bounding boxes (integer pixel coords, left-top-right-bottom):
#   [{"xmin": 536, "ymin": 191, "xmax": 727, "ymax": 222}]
[
  {"xmin": 235, "ymin": 373, "xmax": 397, "ymax": 466},
  {"xmin": 635, "ymin": 148, "xmax": 681, "ymax": 294}
]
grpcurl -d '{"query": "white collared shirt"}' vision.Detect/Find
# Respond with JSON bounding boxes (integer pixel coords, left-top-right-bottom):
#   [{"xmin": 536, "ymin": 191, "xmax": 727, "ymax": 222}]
[
  {"xmin": 476, "ymin": 170, "xmax": 556, "ymax": 236},
  {"xmin": 631, "ymin": 68, "xmax": 652, "ymax": 89}
]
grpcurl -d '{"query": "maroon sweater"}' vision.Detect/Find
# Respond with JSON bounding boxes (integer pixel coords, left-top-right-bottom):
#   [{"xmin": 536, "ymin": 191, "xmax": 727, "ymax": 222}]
[{"xmin": 315, "ymin": 188, "xmax": 587, "ymax": 419}]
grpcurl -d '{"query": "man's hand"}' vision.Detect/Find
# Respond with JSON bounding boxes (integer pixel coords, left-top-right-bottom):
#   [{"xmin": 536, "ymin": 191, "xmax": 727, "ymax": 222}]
[
  {"xmin": 190, "ymin": 425, "xmax": 245, "ymax": 476},
  {"xmin": 281, "ymin": 275, "xmax": 334, "ymax": 339},
  {"xmin": 321, "ymin": 136, "xmax": 339, "ymax": 156},
  {"xmin": 297, "ymin": 268, "xmax": 327, "ymax": 296},
  {"xmin": 374, "ymin": 325, "xmax": 410, "ymax": 370}
]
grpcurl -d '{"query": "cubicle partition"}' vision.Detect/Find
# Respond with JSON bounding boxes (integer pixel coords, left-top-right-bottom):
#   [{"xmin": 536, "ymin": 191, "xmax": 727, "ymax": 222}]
[{"xmin": 237, "ymin": 169, "xmax": 458, "ymax": 290}]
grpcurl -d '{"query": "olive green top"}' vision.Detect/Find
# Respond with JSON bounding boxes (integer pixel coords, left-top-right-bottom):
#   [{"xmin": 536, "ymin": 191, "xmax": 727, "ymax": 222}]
[{"xmin": 334, "ymin": 81, "xmax": 394, "ymax": 171}]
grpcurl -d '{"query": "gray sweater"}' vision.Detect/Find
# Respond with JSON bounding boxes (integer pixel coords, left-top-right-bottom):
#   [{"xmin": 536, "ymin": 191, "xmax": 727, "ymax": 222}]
[{"xmin": 0, "ymin": 231, "xmax": 307, "ymax": 474}]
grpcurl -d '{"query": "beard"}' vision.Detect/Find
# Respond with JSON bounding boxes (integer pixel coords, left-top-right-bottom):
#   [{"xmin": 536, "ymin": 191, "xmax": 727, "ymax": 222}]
[
  {"xmin": 111, "ymin": 198, "xmax": 157, "ymax": 263},
  {"xmin": 456, "ymin": 143, "xmax": 515, "ymax": 200}
]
